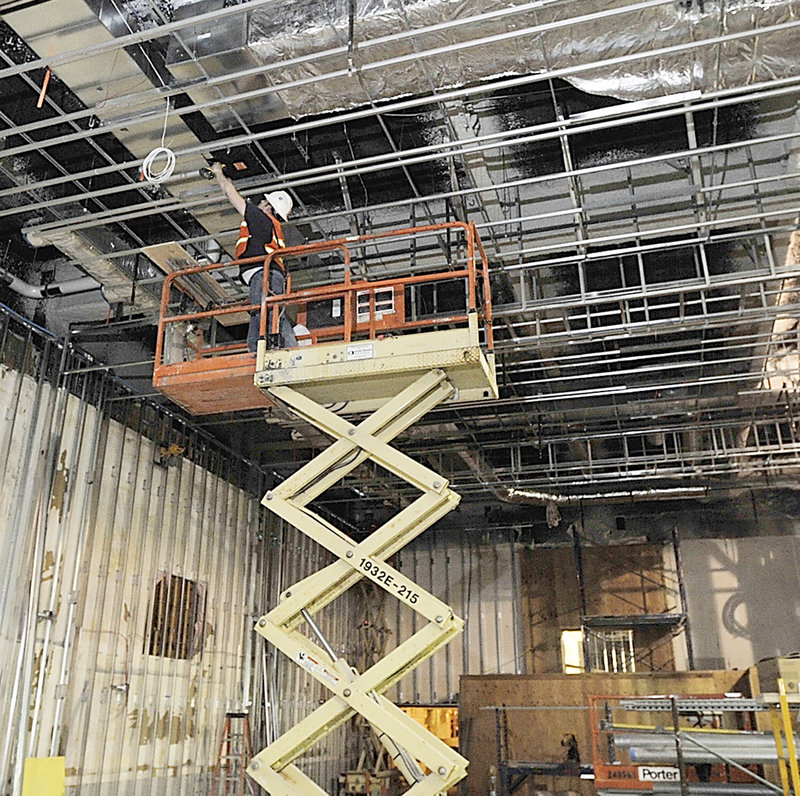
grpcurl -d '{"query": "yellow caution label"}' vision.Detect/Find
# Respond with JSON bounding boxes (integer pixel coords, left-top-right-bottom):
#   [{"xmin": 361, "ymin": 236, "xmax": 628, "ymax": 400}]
[{"xmin": 22, "ymin": 757, "xmax": 65, "ymax": 796}]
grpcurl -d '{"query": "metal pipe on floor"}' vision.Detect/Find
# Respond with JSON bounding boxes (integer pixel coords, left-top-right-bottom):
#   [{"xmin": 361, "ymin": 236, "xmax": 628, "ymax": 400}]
[
  {"xmin": 616, "ymin": 730, "xmax": 799, "ymax": 764},
  {"xmin": 633, "ymin": 785, "xmax": 779, "ymax": 795}
]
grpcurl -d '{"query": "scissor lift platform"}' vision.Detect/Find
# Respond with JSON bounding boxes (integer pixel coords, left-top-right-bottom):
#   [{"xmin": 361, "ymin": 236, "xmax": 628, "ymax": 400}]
[
  {"xmin": 154, "ymin": 322, "xmax": 496, "ymax": 416},
  {"xmin": 152, "ymin": 222, "xmax": 496, "ymax": 796},
  {"xmin": 255, "ymin": 322, "xmax": 496, "ymax": 414},
  {"xmin": 152, "ymin": 221, "xmax": 496, "ymax": 417}
]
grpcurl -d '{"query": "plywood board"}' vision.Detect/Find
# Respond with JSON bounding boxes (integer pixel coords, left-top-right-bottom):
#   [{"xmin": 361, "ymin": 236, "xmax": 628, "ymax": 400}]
[
  {"xmin": 459, "ymin": 671, "xmax": 744, "ymax": 796},
  {"xmin": 521, "ymin": 544, "xmax": 677, "ymax": 674},
  {"xmin": 144, "ymin": 242, "xmax": 249, "ymax": 326}
]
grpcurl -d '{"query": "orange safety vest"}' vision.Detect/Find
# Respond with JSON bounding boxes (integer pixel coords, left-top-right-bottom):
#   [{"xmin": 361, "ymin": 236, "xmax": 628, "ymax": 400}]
[{"xmin": 235, "ymin": 212, "xmax": 286, "ymax": 274}]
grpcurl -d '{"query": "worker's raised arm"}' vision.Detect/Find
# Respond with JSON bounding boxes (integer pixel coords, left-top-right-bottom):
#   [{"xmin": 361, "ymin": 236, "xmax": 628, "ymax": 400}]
[{"xmin": 211, "ymin": 162, "xmax": 246, "ymax": 216}]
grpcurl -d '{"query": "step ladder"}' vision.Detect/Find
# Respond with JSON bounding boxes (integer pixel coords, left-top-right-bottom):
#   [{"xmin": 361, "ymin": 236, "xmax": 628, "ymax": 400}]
[
  {"xmin": 211, "ymin": 711, "xmax": 256, "ymax": 796},
  {"xmin": 247, "ymin": 369, "xmax": 470, "ymax": 796}
]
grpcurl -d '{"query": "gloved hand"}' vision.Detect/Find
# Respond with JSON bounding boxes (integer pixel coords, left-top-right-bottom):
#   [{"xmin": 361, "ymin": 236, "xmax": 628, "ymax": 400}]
[{"xmin": 199, "ymin": 162, "xmax": 224, "ymax": 180}]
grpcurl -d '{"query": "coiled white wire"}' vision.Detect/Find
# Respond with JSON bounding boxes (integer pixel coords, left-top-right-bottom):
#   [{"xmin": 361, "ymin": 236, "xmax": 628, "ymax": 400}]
[
  {"xmin": 141, "ymin": 146, "xmax": 176, "ymax": 184},
  {"xmin": 141, "ymin": 99, "xmax": 175, "ymax": 184}
]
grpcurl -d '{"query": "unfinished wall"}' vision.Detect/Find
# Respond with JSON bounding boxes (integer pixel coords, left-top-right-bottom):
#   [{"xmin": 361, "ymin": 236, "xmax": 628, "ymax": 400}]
[
  {"xmin": 0, "ymin": 334, "xmax": 269, "ymax": 794},
  {"xmin": 520, "ymin": 543, "xmax": 680, "ymax": 674},
  {"xmin": 0, "ymin": 309, "xmax": 358, "ymax": 796},
  {"xmin": 391, "ymin": 530, "xmax": 525, "ymax": 705},
  {"xmin": 386, "ymin": 533, "xmax": 687, "ymax": 704},
  {"xmin": 681, "ymin": 536, "xmax": 800, "ymax": 670}
]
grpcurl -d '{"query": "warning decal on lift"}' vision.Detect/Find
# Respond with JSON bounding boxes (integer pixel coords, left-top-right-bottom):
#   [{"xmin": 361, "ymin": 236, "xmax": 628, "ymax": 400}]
[
  {"xmin": 346, "ymin": 343, "xmax": 375, "ymax": 361},
  {"xmin": 296, "ymin": 651, "xmax": 340, "ymax": 687}
]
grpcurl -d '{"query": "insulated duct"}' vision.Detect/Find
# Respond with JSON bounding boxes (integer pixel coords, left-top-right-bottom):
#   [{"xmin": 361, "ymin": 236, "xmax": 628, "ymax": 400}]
[
  {"xmin": 23, "ymin": 225, "xmax": 160, "ymax": 310},
  {"xmin": 505, "ymin": 485, "xmax": 712, "ymax": 504},
  {"xmin": 169, "ymin": 0, "xmax": 800, "ymax": 122}
]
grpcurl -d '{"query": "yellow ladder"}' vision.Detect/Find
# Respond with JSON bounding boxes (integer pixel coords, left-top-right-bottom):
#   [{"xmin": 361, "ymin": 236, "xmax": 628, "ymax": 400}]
[
  {"xmin": 769, "ymin": 678, "xmax": 800, "ymax": 796},
  {"xmin": 247, "ymin": 369, "xmax": 469, "ymax": 796}
]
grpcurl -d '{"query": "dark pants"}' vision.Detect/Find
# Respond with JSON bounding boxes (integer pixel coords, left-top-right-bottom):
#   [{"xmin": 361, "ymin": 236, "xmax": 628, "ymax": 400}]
[{"xmin": 247, "ymin": 267, "xmax": 297, "ymax": 352}]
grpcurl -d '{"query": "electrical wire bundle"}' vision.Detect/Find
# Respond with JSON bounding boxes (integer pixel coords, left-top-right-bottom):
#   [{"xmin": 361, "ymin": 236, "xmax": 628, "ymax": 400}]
[{"xmin": 141, "ymin": 99, "xmax": 175, "ymax": 184}]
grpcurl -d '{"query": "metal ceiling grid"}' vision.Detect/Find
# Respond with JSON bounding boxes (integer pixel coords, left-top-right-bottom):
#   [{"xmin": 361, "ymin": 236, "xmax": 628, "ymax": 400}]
[{"xmin": 0, "ymin": 0, "xmax": 798, "ymax": 502}]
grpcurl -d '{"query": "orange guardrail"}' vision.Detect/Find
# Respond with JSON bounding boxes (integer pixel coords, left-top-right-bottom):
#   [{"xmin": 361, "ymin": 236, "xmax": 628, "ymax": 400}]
[{"xmin": 154, "ymin": 221, "xmax": 493, "ymax": 371}]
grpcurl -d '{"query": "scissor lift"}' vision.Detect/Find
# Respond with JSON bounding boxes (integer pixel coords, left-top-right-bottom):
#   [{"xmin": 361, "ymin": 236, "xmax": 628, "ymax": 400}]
[{"xmin": 152, "ymin": 222, "xmax": 497, "ymax": 795}]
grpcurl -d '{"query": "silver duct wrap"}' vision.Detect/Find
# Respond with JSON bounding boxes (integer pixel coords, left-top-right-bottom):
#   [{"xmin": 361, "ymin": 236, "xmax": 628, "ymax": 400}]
[{"xmin": 241, "ymin": 0, "xmax": 800, "ymax": 118}]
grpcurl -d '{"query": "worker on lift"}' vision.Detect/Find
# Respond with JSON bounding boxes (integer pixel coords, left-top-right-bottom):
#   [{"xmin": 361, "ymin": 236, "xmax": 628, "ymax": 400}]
[{"xmin": 209, "ymin": 162, "xmax": 298, "ymax": 351}]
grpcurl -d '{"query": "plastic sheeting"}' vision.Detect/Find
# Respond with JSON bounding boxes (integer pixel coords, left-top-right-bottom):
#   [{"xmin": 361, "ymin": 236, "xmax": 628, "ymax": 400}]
[{"xmin": 240, "ymin": 0, "xmax": 800, "ymax": 118}]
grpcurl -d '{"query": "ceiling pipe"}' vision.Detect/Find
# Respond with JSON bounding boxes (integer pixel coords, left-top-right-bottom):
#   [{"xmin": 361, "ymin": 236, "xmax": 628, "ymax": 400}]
[
  {"xmin": 26, "ymin": 212, "xmax": 797, "ymax": 301},
  {"xmin": 13, "ymin": 115, "xmax": 799, "ymax": 239},
  {"xmin": 498, "ymin": 328, "xmax": 793, "ymax": 371},
  {"xmin": 14, "ymin": 133, "xmax": 797, "ymax": 255},
  {"xmin": 3, "ymin": 49, "xmax": 797, "ymax": 181},
  {"xmin": 502, "ymin": 297, "xmax": 800, "ymax": 350},
  {"xmin": 0, "ymin": 267, "xmax": 101, "ymax": 300},
  {"xmin": 2, "ymin": 53, "xmax": 798, "ymax": 194},
  {"xmin": 505, "ymin": 486, "xmax": 711, "ymax": 504},
  {"xmin": 504, "ymin": 281, "xmax": 799, "ymax": 339}
]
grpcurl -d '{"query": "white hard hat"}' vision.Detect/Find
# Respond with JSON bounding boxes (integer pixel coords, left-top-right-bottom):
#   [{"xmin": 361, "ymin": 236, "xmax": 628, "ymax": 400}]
[{"xmin": 264, "ymin": 190, "xmax": 293, "ymax": 220}]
